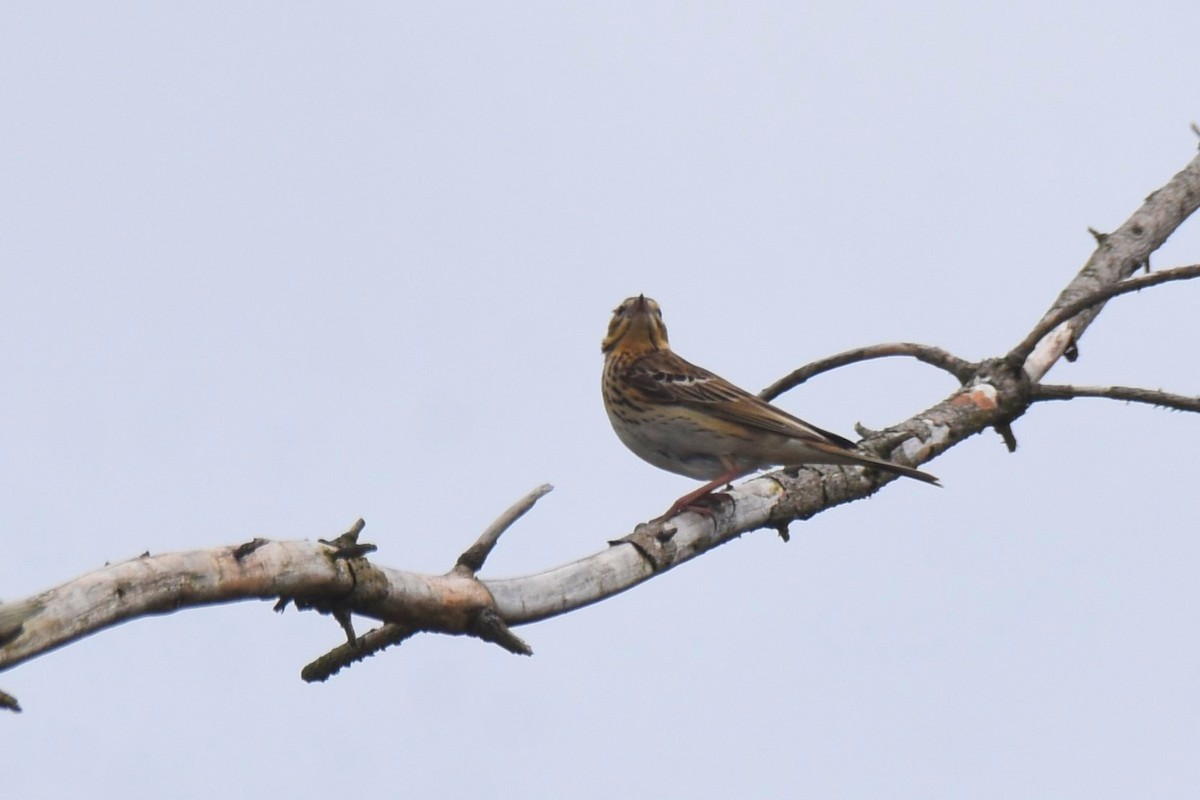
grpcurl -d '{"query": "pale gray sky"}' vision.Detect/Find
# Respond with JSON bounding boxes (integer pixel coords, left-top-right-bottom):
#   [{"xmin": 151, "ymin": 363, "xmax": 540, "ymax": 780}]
[{"xmin": 3, "ymin": 3, "xmax": 1199, "ymax": 797}]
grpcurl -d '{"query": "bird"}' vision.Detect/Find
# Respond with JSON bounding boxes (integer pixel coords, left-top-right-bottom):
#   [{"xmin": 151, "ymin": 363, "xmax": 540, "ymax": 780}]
[{"xmin": 601, "ymin": 295, "xmax": 939, "ymax": 518}]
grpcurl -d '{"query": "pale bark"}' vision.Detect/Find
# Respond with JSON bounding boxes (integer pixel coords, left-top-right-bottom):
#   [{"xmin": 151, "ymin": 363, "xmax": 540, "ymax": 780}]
[{"xmin": 3, "ymin": 147, "xmax": 1199, "ymax": 708}]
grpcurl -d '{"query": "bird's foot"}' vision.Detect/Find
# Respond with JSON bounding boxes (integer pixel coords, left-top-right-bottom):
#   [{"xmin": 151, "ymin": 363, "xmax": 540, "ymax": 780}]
[{"xmin": 659, "ymin": 487, "xmax": 732, "ymax": 522}]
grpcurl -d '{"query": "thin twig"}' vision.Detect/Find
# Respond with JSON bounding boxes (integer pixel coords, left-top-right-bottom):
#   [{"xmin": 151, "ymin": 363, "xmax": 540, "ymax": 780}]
[
  {"xmin": 1032, "ymin": 384, "xmax": 1200, "ymax": 413},
  {"xmin": 759, "ymin": 343, "xmax": 976, "ymax": 402},
  {"xmin": 1010, "ymin": 264, "xmax": 1200, "ymax": 368},
  {"xmin": 301, "ymin": 622, "xmax": 417, "ymax": 683},
  {"xmin": 454, "ymin": 483, "xmax": 554, "ymax": 576},
  {"xmin": 317, "ymin": 519, "xmax": 376, "ymax": 559}
]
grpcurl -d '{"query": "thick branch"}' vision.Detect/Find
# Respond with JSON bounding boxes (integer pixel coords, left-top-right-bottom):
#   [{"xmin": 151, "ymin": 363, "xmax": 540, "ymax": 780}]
[
  {"xmin": 1018, "ymin": 153, "xmax": 1200, "ymax": 382},
  {"xmin": 0, "ymin": 540, "xmax": 494, "ymax": 672},
  {"xmin": 0, "ymin": 600, "xmax": 41, "ymax": 646}
]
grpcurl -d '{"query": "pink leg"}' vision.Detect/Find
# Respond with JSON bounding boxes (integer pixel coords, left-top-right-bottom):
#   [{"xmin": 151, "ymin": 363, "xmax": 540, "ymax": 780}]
[{"xmin": 662, "ymin": 469, "xmax": 750, "ymax": 519}]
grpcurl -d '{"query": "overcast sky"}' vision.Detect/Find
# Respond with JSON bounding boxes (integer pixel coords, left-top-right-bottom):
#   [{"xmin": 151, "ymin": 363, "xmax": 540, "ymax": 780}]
[{"xmin": 3, "ymin": 3, "xmax": 1199, "ymax": 797}]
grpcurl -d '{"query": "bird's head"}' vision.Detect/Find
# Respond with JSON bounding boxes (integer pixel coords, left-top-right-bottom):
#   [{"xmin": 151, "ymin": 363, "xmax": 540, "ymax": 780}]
[{"xmin": 601, "ymin": 294, "xmax": 670, "ymax": 354}]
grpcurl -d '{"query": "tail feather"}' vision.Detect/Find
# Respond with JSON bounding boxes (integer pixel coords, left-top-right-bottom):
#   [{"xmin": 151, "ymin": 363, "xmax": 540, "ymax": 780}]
[{"xmin": 810, "ymin": 440, "xmax": 941, "ymax": 486}]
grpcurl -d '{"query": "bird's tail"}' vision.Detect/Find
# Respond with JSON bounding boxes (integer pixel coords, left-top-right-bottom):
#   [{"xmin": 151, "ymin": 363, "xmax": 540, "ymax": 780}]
[{"xmin": 810, "ymin": 440, "xmax": 941, "ymax": 486}]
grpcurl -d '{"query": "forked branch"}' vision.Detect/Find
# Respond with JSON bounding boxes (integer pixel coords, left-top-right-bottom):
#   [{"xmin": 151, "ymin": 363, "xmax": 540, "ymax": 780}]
[
  {"xmin": 1009, "ymin": 264, "xmax": 1200, "ymax": 367},
  {"xmin": 3, "ymin": 144, "xmax": 1200, "ymax": 709},
  {"xmin": 303, "ymin": 485, "xmax": 553, "ymax": 681}
]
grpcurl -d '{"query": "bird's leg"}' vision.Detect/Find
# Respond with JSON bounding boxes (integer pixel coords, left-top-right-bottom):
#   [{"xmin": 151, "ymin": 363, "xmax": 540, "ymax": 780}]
[{"xmin": 662, "ymin": 468, "xmax": 750, "ymax": 520}]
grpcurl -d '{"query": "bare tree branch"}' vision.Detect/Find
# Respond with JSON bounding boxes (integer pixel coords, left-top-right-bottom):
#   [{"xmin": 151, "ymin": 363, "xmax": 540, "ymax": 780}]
[
  {"xmin": 0, "ymin": 540, "xmax": 492, "ymax": 673},
  {"xmin": 0, "ymin": 600, "xmax": 42, "ymax": 647},
  {"xmin": 3, "ymin": 146, "xmax": 1200, "ymax": 706},
  {"xmin": 301, "ymin": 622, "xmax": 416, "ymax": 683},
  {"xmin": 303, "ymin": 486, "xmax": 552, "ymax": 681},
  {"xmin": 1010, "ymin": 264, "xmax": 1200, "ymax": 369},
  {"xmin": 454, "ymin": 483, "xmax": 554, "ymax": 576},
  {"xmin": 1032, "ymin": 384, "xmax": 1200, "ymax": 413},
  {"xmin": 1017, "ymin": 152, "xmax": 1200, "ymax": 383},
  {"xmin": 759, "ymin": 343, "xmax": 976, "ymax": 402}
]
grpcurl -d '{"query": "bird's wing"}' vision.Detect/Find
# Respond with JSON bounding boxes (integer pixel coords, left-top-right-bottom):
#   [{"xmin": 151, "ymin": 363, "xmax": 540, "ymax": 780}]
[{"xmin": 626, "ymin": 351, "xmax": 857, "ymax": 449}]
